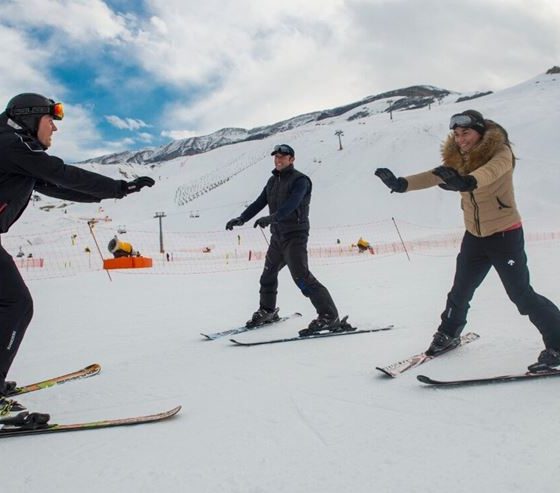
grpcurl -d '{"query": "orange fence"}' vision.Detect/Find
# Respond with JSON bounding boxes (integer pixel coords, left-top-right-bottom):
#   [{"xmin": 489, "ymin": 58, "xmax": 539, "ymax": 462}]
[{"xmin": 3, "ymin": 220, "xmax": 559, "ymax": 280}]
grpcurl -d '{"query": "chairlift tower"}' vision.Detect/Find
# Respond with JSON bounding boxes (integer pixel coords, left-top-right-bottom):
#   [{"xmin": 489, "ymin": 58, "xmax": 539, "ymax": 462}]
[{"xmin": 154, "ymin": 212, "xmax": 166, "ymax": 253}]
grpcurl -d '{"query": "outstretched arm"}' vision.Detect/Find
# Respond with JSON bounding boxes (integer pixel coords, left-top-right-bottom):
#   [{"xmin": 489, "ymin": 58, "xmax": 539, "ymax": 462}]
[
  {"xmin": 8, "ymin": 134, "xmax": 126, "ymax": 200},
  {"xmin": 401, "ymin": 170, "xmax": 443, "ymax": 191},
  {"xmin": 34, "ymin": 181, "xmax": 104, "ymax": 203}
]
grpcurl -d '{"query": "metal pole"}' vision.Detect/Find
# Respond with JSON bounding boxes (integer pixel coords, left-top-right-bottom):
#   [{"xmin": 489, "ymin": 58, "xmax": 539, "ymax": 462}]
[
  {"xmin": 258, "ymin": 227, "xmax": 270, "ymax": 247},
  {"xmin": 154, "ymin": 212, "xmax": 166, "ymax": 253},
  {"xmin": 87, "ymin": 220, "xmax": 112, "ymax": 282},
  {"xmin": 391, "ymin": 217, "xmax": 410, "ymax": 261}
]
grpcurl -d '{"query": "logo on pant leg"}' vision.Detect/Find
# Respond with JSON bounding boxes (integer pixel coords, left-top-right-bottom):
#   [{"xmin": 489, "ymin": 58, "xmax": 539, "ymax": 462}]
[
  {"xmin": 507, "ymin": 259, "xmax": 515, "ymax": 266},
  {"xmin": 6, "ymin": 330, "xmax": 16, "ymax": 351}
]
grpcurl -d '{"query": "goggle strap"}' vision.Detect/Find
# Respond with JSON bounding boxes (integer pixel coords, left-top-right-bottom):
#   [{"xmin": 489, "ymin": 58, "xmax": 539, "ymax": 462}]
[
  {"xmin": 9, "ymin": 103, "xmax": 63, "ymax": 120},
  {"xmin": 10, "ymin": 106, "xmax": 51, "ymax": 116}
]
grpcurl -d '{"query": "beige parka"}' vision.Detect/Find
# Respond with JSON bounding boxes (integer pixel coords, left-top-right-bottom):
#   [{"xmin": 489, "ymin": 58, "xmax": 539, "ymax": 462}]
[{"xmin": 403, "ymin": 122, "xmax": 521, "ymax": 237}]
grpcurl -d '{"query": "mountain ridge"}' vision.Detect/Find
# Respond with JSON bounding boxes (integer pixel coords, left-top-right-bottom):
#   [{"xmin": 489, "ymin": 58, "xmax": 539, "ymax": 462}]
[{"xmin": 80, "ymin": 85, "xmax": 491, "ymax": 165}]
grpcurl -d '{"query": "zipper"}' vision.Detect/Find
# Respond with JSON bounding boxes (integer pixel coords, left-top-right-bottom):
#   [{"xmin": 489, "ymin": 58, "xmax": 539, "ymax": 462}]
[{"xmin": 469, "ymin": 192, "xmax": 481, "ymax": 236}]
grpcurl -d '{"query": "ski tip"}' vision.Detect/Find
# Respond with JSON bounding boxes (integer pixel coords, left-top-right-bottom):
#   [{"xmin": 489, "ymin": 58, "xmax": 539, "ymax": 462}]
[
  {"xmin": 416, "ymin": 375, "xmax": 433, "ymax": 384},
  {"xmin": 169, "ymin": 405, "xmax": 182, "ymax": 416},
  {"xmin": 154, "ymin": 405, "xmax": 182, "ymax": 420},
  {"xmin": 375, "ymin": 367, "xmax": 397, "ymax": 378},
  {"xmin": 200, "ymin": 333, "xmax": 212, "ymax": 340}
]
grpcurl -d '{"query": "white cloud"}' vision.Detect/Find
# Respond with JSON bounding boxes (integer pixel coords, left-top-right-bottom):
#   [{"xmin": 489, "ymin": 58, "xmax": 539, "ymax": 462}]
[
  {"xmin": 160, "ymin": 129, "xmax": 199, "ymax": 141},
  {"xmin": 105, "ymin": 115, "xmax": 149, "ymax": 131},
  {"xmin": 0, "ymin": 25, "xmax": 64, "ymax": 104},
  {"xmin": 0, "ymin": 0, "xmax": 129, "ymax": 43},
  {"xmin": 137, "ymin": 132, "xmax": 154, "ymax": 143}
]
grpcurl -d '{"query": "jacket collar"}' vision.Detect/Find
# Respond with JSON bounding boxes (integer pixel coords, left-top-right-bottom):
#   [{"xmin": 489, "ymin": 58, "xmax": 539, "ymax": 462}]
[
  {"xmin": 272, "ymin": 164, "xmax": 295, "ymax": 176},
  {"xmin": 441, "ymin": 121, "xmax": 509, "ymax": 174}
]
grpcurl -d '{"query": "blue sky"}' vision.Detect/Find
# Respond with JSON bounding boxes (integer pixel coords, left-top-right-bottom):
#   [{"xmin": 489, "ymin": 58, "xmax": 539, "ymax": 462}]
[{"xmin": 1, "ymin": 0, "xmax": 558, "ymax": 162}]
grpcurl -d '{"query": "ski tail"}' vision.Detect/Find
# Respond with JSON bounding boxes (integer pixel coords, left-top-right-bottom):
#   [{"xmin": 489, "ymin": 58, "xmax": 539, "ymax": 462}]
[{"xmin": 201, "ymin": 312, "xmax": 302, "ymax": 340}]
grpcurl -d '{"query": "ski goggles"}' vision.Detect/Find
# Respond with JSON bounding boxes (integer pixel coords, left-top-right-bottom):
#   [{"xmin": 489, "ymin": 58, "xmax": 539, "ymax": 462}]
[
  {"xmin": 449, "ymin": 113, "xmax": 476, "ymax": 129},
  {"xmin": 271, "ymin": 144, "xmax": 295, "ymax": 156},
  {"xmin": 10, "ymin": 101, "xmax": 64, "ymax": 121}
]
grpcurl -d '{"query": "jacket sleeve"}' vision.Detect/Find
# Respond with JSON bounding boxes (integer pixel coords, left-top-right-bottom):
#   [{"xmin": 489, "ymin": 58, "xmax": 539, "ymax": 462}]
[
  {"xmin": 33, "ymin": 181, "xmax": 106, "ymax": 203},
  {"xmin": 240, "ymin": 187, "xmax": 268, "ymax": 222},
  {"xmin": 404, "ymin": 170, "xmax": 443, "ymax": 191},
  {"xmin": 469, "ymin": 147, "xmax": 513, "ymax": 187},
  {"xmin": 7, "ymin": 134, "xmax": 127, "ymax": 200}
]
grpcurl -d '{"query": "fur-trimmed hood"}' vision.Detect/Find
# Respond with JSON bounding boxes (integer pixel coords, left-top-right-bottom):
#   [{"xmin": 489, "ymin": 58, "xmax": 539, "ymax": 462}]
[{"xmin": 440, "ymin": 121, "xmax": 512, "ymax": 175}]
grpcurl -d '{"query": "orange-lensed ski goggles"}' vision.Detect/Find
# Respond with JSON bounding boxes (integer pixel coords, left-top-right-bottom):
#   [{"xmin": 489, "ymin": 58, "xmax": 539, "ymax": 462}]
[{"xmin": 10, "ymin": 102, "xmax": 64, "ymax": 121}]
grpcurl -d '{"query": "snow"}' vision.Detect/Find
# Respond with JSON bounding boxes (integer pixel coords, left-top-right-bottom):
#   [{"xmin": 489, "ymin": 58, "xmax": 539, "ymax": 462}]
[{"xmin": 2, "ymin": 71, "xmax": 560, "ymax": 492}]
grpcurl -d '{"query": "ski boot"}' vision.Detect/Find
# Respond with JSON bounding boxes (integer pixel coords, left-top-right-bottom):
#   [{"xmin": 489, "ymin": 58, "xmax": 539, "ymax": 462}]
[
  {"xmin": 0, "ymin": 411, "xmax": 50, "ymax": 431},
  {"xmin": 528, "ymin": 348, "xmax": 560, "ymax": 373},
  {"xmin": 1, "ymin": 381, "xmax": 17, "ymax": 396},
  {"xmin": 298, "ymin": 314, "xmax": 352, "ymax": 337},
  {"xmin": 425, "ymin": 331, "xmax": 460, "ymax": 356},
  {"xmin": 246, "ymin": 307, "xmax": 280, "ymax": 328},
  {"xmin": 0, "ymin": 397, "xmax": 26, "ymax": 417}
]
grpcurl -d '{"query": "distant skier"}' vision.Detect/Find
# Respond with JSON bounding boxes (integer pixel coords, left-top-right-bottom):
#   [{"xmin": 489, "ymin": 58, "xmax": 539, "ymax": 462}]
[
  {"xmin": 225, "ymin": 144, "xmax": 345, "ymax": 335},
  {"xmin": 0, "ymin": 93, "xmax": 155, "ymax": 411},
  {"xmin": 375, "ymin": 109, "xmax": 560, "ymax": 372}
]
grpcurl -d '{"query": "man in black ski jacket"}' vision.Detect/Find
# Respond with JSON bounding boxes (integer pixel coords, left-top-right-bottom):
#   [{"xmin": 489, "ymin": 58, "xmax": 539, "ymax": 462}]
[
  {"xmin": 0, "ymin": 93, "xmax": 154, "ymax": 409},
  {"xmin": 226, "ymin": 144, "xmax": 341, "ymax": 335}
]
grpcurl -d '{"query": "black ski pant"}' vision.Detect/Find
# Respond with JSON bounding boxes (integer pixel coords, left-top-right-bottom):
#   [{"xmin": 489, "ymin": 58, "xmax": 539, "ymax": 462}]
[
  {"xmin": 0, "ymin": 243, "xmax": 33, "ymax": 393},
  {"xmin": 438, "ymin": 228, "xmax": 560, "ymax": 349},
  {"xmin": 259, "ymin": 232, "xmax": 338, "ymax": 319}
]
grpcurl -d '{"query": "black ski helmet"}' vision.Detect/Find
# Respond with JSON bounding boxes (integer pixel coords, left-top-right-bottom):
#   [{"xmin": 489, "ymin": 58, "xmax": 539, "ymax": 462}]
[{"xmin": 5, "ymin": 93, "xmax": 63, "ymax": 136}]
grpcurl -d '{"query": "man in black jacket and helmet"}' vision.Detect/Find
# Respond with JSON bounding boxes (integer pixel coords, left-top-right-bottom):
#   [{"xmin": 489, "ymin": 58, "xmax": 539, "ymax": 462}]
[
  {"xmin": 226, "ymin": 144, "xmax": 344, "ymax": 336},
  {"xmin": 0, "ymin": 93, "xmax": 155, "ymax": 412}
]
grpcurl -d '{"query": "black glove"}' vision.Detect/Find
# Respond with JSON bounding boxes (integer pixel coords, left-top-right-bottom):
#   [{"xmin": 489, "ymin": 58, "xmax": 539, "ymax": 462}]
[
  {"xmin": 432, "ymin": 166, "xmax": 477, "ymax": 192},
  {"xmin": 124, "ymin": 176, "xmax": 155, "ymax": 194},
  {"xmin": 375, "ymin": 168, "xmax": 408, "ymax": 193},
  {"xmin": 253, "ymin": 215, "xmax": 275, "ymax": 228},
  {"xmin": 225, "ymin": 217, "xmax": 244, "ymax": 230}
]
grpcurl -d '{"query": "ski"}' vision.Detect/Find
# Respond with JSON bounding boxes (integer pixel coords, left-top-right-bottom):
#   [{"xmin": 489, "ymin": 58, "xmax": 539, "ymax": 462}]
[
  {"xmin": 0, "ymin": 405, "xmax": 181, "ymax": 438},
  {"xmin": 230, "ymin": 325, "xmax": 393, "ymax": 346},
  {"xmin": 375, "ymin": 332, "xmax": 480, "ymax": 377},
  {"xmin": 417, "ymin": 369, "xmax": 560, "ymax": 387},
  {"xmin": 6, "ymin": 363, "xmax": 101, "ymax": 397},
  {"xmin": 201, "ymin": 312, "xmax": 302, "ymax": 340}
]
